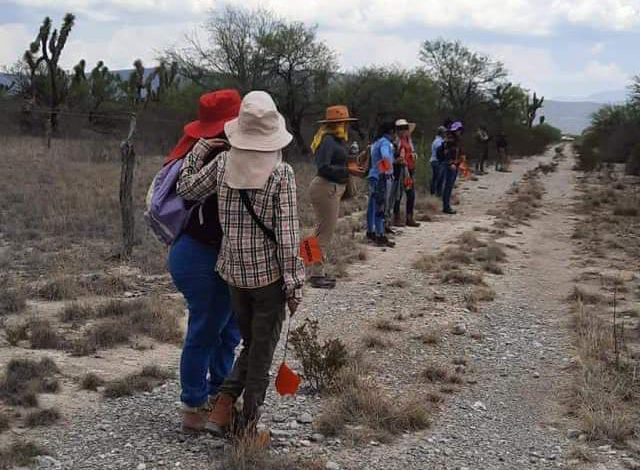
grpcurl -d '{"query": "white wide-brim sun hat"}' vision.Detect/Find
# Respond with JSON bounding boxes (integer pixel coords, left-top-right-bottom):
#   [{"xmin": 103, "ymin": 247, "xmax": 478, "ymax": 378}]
[{"xmin": 223, "ymin": 91, "xmax": 293, "ymax": 189}]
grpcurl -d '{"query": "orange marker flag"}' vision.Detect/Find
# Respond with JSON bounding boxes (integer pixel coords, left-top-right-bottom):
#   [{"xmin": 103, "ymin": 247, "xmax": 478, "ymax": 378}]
[
  {"xmin": 299, "ymin": 236, "xmax": 323, "ymax": 266},
  {"xmin": 378, "ymin": 158, "xmax": 391, "ymax": 173}
]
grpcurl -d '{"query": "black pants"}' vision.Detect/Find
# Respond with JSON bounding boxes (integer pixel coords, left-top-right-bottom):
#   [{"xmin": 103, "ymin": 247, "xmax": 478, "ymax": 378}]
[
  {"xmin": 218, "ymin": 280, "xmax": 286, "ymax": 421},
  {"xmin": 475, "ymin": 146, "xmax": 488, "ymax": 173},
  {"xmin": 393, "ymin": 168, "xmax": 416, "ymax": 218}
]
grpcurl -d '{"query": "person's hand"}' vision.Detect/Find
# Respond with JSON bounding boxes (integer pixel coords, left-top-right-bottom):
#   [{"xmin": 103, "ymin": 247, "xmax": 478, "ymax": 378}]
[
  {"xmin": 450, "ymin": 164, "xmax": 457, "ymax": 170},
  {"xmin": 287, "ymin": 297, "xmax": 300, "ymax": 316}
]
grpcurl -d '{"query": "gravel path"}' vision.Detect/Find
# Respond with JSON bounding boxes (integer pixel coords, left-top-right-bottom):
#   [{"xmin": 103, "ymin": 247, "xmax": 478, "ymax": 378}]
[{"xmin": 28, "ymin": 149, "xmax": 622, "ymax": 470}]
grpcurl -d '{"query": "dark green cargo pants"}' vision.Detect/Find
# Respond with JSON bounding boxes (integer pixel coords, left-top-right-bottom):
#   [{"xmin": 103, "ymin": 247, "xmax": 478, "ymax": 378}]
[{"xmin": 218, "ymin": 280, "xmax": 286, "ymax": 421}]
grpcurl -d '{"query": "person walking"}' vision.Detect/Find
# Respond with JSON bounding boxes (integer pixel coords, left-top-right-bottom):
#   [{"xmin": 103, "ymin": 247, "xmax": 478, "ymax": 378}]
[
  {"xmin": 307, "ymin": 105, "xmax": 358, "ymax": 289},
  {"xmin": 165, "ymin": 89, "xmax": 242, "ymax": 434},
  {"xmin": 392, "ymin": 119, "xmax": 420, "ymax": 227},
  {"xmin": 474, "ymin": 125, "xmax": 490, "ymax": 175},
  {"xmin": 440, "ymin": 121, "xmax": 463, "ymax": 215},
  {"xmin": 367, "ymin": 121, "xmax": 396, "ymax": 247},
  {"xmin": 430, "ymin": 126, "xmax": 447, "ymax": 196},
  {"xmin": 176, "ymin": 91, "xmax": 304, "ymax": 441}
]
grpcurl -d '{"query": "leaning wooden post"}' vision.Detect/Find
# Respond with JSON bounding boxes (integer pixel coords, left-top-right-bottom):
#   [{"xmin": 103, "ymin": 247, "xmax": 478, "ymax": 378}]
[{"xmin": 119, "ymin": 113, "xmax": 137, "ymax": 259}]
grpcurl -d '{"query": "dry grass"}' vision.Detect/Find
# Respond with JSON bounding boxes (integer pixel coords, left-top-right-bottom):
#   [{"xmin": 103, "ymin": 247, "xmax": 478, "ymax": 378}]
[
  {"xmin": 0, "ymin": 441, "xmax": 48, "ymax": 468},
  {"xmin": 60, "ymin": 302, "xmax": 94, "ymax": 323},
  {"xmin": 412, "ymin": 254, "xmax": 438, "ymax": 272},
  {"xmin": 0, "ymin": 357, "xmax": 59, "ymax": 407},
  {"xmin": 35, "ymin": 275, "xmax": 84, "ymax": 301},
  {"xmin": 421, "ymin": 364, "xmax": 463, "ymax": 384},
  {"xmin": 24, "ymin": 408, "xmax": 61, "ymax": 428},
  {"xmin": 219, "ymin": 433, "xmax": 326, "ymax": 470},
  {"xmin": 441, "ymin": 270, "xmax": 485, "ymax": 286},
  {"xmin": 103, "ymin": 365, "xmax": 173, "ymax": 398},
  {"xmin": 0, "ymin": 412, "xmax": 9, "ymax": 433},
  {"xmin": 473, "ymin": 243, "xmax": 507, "ymax": 263},
  {"xmin": 613, "ymin": 202, "xmax": 639, "ymax": 217},
  {"xmin": 570, "ymin": 285, "xmax": 604, "ymax": 305},
  {"xmin": 29, "ymin": 319, "xmax": 67, "ymax": 350},
  {"xmin": 416, "ymin": 330, "xmax": 442, "ymax": 346},
  {"xmin": 459, "ymin": 231, "xmax": 486, "ymax": 248},
  {"xmin": 374, "ymin": 319, "xmax": 403, "ymax": 332},
  {"xmin": 0, "ymin": 277, "xmax": 27, "ymax": 315},
  {"xmin": 362, "ymin": 334, "xmax": 389, "ymax": 349},
  {"xmin": 315, "ymin": 367, "xmax": 430, "ymax": 444},
  {"xmin": 5, "ymin": 320, "xmax": 29, "ymax": 346},
  {"xmin": 72, "ymin": 296, "xmax": 183, "ymax": 355},
  {"xmin": 80, "ymin": 372, "xmax": 105, "ymax": 391}
]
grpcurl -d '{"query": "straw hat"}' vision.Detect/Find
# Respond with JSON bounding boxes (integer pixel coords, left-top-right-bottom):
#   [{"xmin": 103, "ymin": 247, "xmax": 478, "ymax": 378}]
[
  {"xmin": 224, "ymin": 91, "xmax": 293, "ymax": 189},
  {"xmin": 396, "ymin": 118, "xmax": 416, "ymax": 134},
  {"xmin": 318, "ymin": 105, "xmax": 358, "ymax": 124}
]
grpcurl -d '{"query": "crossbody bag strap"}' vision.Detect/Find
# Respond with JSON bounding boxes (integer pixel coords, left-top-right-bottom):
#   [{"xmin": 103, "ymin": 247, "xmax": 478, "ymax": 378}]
[{"xmin": 239, "ymin": 189, "xmax": 277, "ymax": 244}]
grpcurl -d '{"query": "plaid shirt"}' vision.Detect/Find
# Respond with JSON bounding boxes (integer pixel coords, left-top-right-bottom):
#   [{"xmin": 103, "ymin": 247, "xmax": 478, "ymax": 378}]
[{"xmin": 176, "ymin": 139, "xmax": 304, "ymax": 299}]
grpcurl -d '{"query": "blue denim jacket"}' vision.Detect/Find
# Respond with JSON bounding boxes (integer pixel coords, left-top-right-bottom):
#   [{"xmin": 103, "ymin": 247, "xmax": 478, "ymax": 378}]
[{"xmin": 368, "ymin": 134, "xmax": 394, "ymax": 180}]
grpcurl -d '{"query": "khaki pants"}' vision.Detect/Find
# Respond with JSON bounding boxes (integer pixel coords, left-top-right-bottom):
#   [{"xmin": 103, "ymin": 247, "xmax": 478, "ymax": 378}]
[
  {"xmin": 308, "ymin": 176, "xmax": 346, "ymax": 276},
  {"xmin": 218, "ymin": 280, "xmax": 286, "ymax": 422}
]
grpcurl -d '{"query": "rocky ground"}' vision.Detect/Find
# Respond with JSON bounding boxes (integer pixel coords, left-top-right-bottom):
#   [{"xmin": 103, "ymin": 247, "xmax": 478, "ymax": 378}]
[{"xmin": 4, "ymin": 146, "xmax": 638, "ymax": 469}]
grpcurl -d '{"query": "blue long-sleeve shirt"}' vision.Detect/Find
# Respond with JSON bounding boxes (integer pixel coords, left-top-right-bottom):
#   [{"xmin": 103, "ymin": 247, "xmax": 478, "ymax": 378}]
[
  {"xmin": 368, "ymin": 134, "xmax": 394, "ymax": 180},
  {"xmin": 431, "ymin": 136, "xmax": 443, "ymax": 162}
]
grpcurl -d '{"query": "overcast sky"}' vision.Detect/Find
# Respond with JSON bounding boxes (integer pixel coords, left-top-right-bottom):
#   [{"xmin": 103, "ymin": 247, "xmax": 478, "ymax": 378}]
[{"xmin": 1, "ymin": 0, "xmax": 639, "ymax": 99}]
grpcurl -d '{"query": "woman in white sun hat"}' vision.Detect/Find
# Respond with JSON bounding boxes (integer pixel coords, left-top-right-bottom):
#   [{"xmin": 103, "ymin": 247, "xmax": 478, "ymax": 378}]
[{"xmin": 176, "ymin": 90, "xmax": 305, "ymax": 441}]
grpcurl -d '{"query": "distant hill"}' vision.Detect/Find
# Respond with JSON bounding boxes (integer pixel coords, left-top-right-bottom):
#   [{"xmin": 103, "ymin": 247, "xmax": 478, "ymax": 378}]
[{"xmin": 542, "ymin": 100, "xmax": 604, "ymax": 135}]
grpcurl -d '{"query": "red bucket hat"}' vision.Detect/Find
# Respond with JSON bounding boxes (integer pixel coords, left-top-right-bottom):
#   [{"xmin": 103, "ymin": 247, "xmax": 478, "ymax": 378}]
[{"xmin": 165, "ymin": 89, "xmax": 241, "ymax": 165}]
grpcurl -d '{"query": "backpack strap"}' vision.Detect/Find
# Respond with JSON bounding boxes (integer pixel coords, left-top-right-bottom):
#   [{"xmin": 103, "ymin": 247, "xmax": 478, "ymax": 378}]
[{"xmin": 239, "ymin": 190, "xmax": 277, "ymax": 244}]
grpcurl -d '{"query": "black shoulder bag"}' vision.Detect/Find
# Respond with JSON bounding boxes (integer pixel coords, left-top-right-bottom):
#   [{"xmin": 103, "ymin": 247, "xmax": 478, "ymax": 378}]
[{"xmin": 238, "ymin": 189, "xmax": 277, "ymax": 244}]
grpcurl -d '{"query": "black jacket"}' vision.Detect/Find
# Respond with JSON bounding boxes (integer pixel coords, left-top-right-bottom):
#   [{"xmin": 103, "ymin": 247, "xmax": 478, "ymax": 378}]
[{"xmin": 314, "ymin": 134, "xmax": 349, "ymax": 184}]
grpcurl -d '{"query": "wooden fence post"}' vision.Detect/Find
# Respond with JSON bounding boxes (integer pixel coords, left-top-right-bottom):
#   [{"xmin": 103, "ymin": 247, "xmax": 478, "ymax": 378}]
[{"xmin": 119, "ymin": 113, "xmax": 137, "ymax": 259}]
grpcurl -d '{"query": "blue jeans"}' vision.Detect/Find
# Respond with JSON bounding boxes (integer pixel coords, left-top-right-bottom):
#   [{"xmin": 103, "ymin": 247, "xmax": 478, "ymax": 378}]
[
  {"xmin": 367, "ymin": 177, "xmax": 385, "ymax": 235},
  {"xmin": 442, "ymin": 165, "xmax": 458, "ymax": 211},
  {"xmin": 168, "ymin": 234, "xmax": 241, "ymax": 408},
  {"xmin": 430, "ymin": 161, "xmax": 444, "ymax": 196}
]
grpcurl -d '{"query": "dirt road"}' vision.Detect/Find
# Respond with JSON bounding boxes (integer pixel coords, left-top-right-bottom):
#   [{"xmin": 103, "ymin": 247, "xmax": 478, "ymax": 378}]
[{"xmin": 28, "ymin": 148, "xmax": 625, "ymax": 469}]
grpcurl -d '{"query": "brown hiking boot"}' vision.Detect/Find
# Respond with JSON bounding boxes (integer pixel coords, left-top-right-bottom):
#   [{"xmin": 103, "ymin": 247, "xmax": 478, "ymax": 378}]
[
  {"xmin": 205, "ymin": 393, "xmax": 234, "ymax": 436},
  {"xmin": 406, "ymin": 215, "xmax": 420, "ymax": 227},
  {"xmin": 181, "ymin": 403, "xmax": 211, "ymax": 433},
  {"xmin": 392, "ymin": 213, "xmax": 403, "ymax": 227}
]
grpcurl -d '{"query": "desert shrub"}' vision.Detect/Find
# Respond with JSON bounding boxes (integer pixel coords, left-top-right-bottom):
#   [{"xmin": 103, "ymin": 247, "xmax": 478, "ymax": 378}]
[
  {"xmin": 421, "ymin": 364, "xmax": 463, "ymax": 384},
  {"xmin": 289, "ymin": 319, "xmax": 349, "ymax": 393},
  {"xmin": 79, "ymin": 273, "xmax": 130, "ymax": 295},
  {"xmin": 473, "ymin": 243, "xmax": 507, "ymax": 263},
  {"xmin": 362, "ymin": 334, "xmax": 389, "ymax": 349},
  {"xmin": 0, "ymin": 441, "xmax": 48, "ymax": 469},
  {"xmin": 374, "ymin": 319, "xmax": 403, "ymax": 332},
  {"xmin": 441, "ymin": 270, "xmax": 485, "ymax": 285},
  {"xmin": 80, "ymin": 372, "xmax": 105, "ymax": 391},
  {"xmin": 36, "ymin": 276, "xmax": 83, "ymax": 301},
  {"xmin": 413, "ymin": 255, "xmax": 438, "ymax": 271},
  {"xmin": 0, "ymin": 277, "xmax": 27, "ymax": 315},
  {"xmin": 103, "ymin": 365, "xmax": 173, "ymax": 398},
  {"xmin": 60, "ymin": 302, "xmax": 94, "ymax": 323},
  {"xmin": 613, "ymin": 201, "xmax": 639, "ymax": 217},
  {"xmin": 5, "ymin": 321, "xmax": 29, "ymax": 346},
  {"xmin": 315, "ymin": 368, "xmax": 430, "ymax": 442},
  {"xmin": 24, "ymin": 408, "xmax": 61, "ymax": 427},
  {"xmin": 29, "ymin": 319, "xmax": 66, "ymax": 350},
  {"xmin": 0, "ymin": 412, "xmax": 9, "ymax": 433},
  {"xmin": 219, "ymin": 432, "xmax": 326, "ymax": 470},
  {"xmin": 416, "ymin": 330, "xmax": 441, "ymax": 345},
  {"xmin": 0, "ymin": 357, "xmax": 59, "ymax": 406}
]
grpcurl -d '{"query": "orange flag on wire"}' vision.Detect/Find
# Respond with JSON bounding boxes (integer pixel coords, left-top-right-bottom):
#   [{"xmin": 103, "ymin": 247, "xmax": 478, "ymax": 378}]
[
  {"xmin": 275, "ymin": 362, "xmax": 301, "ymax": 396},
  {"xmin": 299, "ymin": 236, "xmax": 322, "ymax": 266}
]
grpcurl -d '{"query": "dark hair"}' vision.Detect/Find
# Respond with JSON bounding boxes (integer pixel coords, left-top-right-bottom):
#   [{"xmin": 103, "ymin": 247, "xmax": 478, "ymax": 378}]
[
  {"xmin": 376, "ymin": 121, "xmax": 396, "ymax": 139},
  {"xmin": 442, "ymin": 117, "xmax": 453, "ymax": 129}
]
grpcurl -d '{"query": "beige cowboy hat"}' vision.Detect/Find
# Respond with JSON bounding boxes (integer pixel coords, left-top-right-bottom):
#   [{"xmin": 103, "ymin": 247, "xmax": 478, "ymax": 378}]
[
  {"xmin": 396, "ymin": 118, "xmax": 416, "ymax": 134},
  {"xmin": 224, "ymin": 91, "xmax": 293, "ymax": 189}
]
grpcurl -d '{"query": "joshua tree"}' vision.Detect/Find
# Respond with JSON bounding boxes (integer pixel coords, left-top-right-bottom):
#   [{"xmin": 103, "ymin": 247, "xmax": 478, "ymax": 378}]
[
  {"xmin": 526, "ymin": 92, "xmax": 544, "ymax": 128},
  {"xmin": 88, "ymin": 61, "xmax": 118, "ymax": 119},
  {"xmin": 24, "ymin": 13, "xmax": 76, "ymax": 131},
  {"xmin": 151, "ymin": 60, "xmax": 180, "ymax": 102}
]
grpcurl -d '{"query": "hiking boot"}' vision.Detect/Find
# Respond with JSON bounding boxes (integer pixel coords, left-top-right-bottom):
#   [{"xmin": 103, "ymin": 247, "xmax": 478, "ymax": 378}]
[
  {"xmin": 181, "ymin": 402, "xmax": 211, "ymax": 433},
  {"xmin": 366, "ymin": 231, "xmax": 376, "ymax": 242},
  {"xmin": 392, "ymin": 213, "xmax": 403, "ymax": 227},
  {"xmin": 406, "ymin": 216, "xmax": 420, "ymax": 228},
  {"xmin": 443, "ymin": 208, "xmax": 457, "ymax": 215},
  {"xmin": 308, "ymin": 275, "xmax": 336, "ymax": 290},
  {"xmin": 205, "ymin": 393, "xmax": 234, "ymax": 437},
  {"xmin": 376, "ymin": 235, "xmax": 395, "ymax": 248},
  {"xmin": 385, "ymin": 225, "xmax": 396, "ymax": 236}
]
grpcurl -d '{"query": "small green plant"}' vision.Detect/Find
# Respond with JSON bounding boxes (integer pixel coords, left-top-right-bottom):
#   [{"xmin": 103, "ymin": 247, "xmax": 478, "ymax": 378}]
[{"xmin": 289, "ymin": 319, "xmax": 348, "ymax": 393}]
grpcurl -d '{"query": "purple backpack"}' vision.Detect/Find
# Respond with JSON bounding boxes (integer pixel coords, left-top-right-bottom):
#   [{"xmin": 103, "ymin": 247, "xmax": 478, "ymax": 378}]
[{"xmin": 144, "ymin": 160, "xmax": 192, "ymax": 245}]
